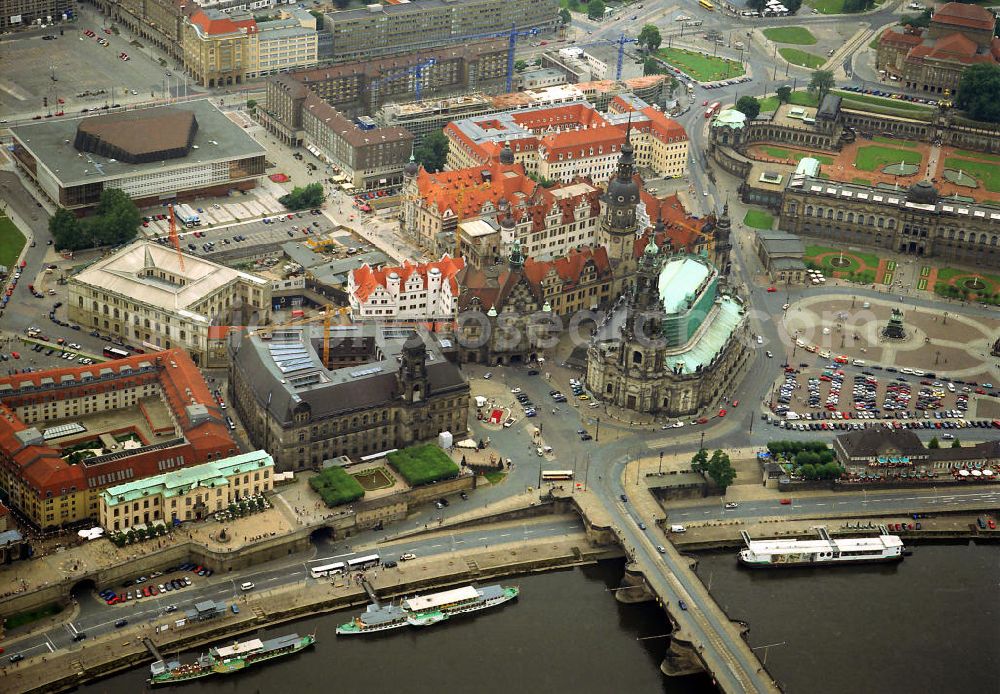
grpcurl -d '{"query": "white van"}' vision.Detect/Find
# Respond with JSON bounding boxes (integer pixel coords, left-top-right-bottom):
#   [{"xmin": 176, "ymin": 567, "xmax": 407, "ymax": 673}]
[
  {"xmin": 240, "ymin": 581, "xmax": 255, "ymax": 591},
  {"xmin": 852, "ymin": 359, "xmax": 866, "ymax": 367},
  {"xmin": 670, "ymin": 524, "xmax": 687, "ymax": 533}
]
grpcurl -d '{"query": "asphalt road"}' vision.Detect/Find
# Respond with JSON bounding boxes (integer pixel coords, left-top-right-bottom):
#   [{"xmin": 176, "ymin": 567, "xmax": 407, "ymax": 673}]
[
  {"xmin": 665, "ymin": 487, "xmax": 1000, "ymax": 521},
  {"xmin": 5, "ymin": 517, "xmax": 584, "ymax": 660}
]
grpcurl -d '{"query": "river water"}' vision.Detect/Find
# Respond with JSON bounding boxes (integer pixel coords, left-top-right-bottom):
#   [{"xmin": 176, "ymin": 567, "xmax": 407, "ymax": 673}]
[{"xmin": 75, "ymin": 543, "xmax": 998, "ymax": 694}]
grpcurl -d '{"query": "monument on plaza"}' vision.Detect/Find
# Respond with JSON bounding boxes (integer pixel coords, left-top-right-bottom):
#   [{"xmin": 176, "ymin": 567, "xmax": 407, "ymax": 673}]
[
  {"xmin": 992, "ymin": 336, "xmax": 1000, "ymax": 357},
  {"xmin": 882, "ymin": 308, "xmax": 907, "ymax": 340}
]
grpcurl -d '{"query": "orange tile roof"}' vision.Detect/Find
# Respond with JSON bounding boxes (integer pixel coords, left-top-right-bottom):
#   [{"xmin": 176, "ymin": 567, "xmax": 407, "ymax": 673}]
[
  {"xmin": 190, "ymin": 9, "xmax": 256, "ymax": 36},
  {"xmin": 351, "ymin": 255, "xmax": 465, "ymax": 303},
  {"xmin": 521, "ymin": 246, "xmax": 612, "ymax": 288},
  {"xmin": 415, "ymin": 159, "xmax": 538, "ymax": 220},
  {"xmin": 640, "ymin": 107, "xmax": 688, "ymax": 143},
  {"xmin": 931, "ymin": 2, "xmax": 996, "ymax": 30},
  {"xmin": 0, "ymin": 349, "xmax": 233, "ymax": 501},
  {"xmin": 539, "ymin": 124, "xmax": 626, "ymax": 159},
  {"xmin": 637, "ymin": 191, "xmax": 709, "ymax": 256},
  {"xmin": 880, "ymin": 27, "xmax": 924, "ymax": 47}
]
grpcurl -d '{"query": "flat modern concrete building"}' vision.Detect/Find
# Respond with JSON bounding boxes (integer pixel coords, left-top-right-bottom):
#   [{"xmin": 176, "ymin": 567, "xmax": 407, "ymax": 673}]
[
  {"xmin": 0, "ymin": 0, "xmax": 71, "ymax": 30},
  {"xmin": 9, "ymin": 100, "xmax": 266, "ymax": 210}
]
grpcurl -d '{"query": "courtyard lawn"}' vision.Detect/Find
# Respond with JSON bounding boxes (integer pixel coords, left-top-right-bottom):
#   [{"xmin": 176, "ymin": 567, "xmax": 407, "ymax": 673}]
[
  {"xmin": 807, "ymin": 0, "xmax": 885, "ymax": 13},
  {"xmin": 951, "ymin": 149, "xmax": 1000, "ymax": 164},
  {"xmin": 854, "ymin": 145, "xmax": 922, "ymax": 172},
  {"xmin": 759, "ymin": 146, "xmax": 834, "ymax": 165},
  {"xmin": 743, "ymin": 210, "xmax": 775, "ymax": 229},
  {"xmin": 943, "ymin": 158, "xmax": 1000, "ymax": 193},
  {"xmin": 387, "ymin": 444, "xmax": 459, "ymax": 486},
  {"xmin": 779, "ymin": 48, "xmax": 826, "ymax": 69},
  {"xmin": 759, "ymin": 90, "xmax": 820, "ymax": 112},
  {"xmin": 805, "ymin": 245, "xmax": 880, "ymax": 269},
  {"xmin": 656, "ymin": 47, "xmax": 745, "ymax": 81},
  {"xmin": 309, "ymin": 467, "xmax": 365, "ymax": 507},
  {"xmin": 833, "ymin": 90, "xmax": 934, "ymax": 113},
  {"xmin": 936, "ymin": 267, "xmax": 1000, "ymax": 287},
  {"xmin": 763, "ymin": 27, "xmax": 818, "ymax": 45},
  {"xmin": 873, "ymin": 136, "xmax": 922, "ymax": 149},
  {"xmin": 0, "ymin": 214, "xmax": 27, "ymax": 272}
]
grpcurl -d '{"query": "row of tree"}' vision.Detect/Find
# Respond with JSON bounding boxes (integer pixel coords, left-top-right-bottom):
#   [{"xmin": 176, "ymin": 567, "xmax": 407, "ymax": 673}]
[
  {"xmin": 50, "ymin": 188, "xmax": 141, "ymax": 252},
  {"xmin": 927, "ymin": 437, "xmax": 962, "ymax": 449}
]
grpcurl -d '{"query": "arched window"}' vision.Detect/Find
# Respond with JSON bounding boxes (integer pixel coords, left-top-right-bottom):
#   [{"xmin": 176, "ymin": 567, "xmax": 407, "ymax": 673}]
[
  {"xmin": 877, "ymin": 218, "xmax": 884, "ymax": 228},
  {"xmin": 836, "ymin": 210, "xmax": 844, "ymax": 221},
  {"xmin": 887, "ymin": 219, "xmax": 896, "ymax": 230},
  {"xmin": 805, "ymin": 206, "xmax": 814, "ymax": 217},
  {"xmin": 847, "ymin": 212, "xmax": 854, "ymax": 223}
]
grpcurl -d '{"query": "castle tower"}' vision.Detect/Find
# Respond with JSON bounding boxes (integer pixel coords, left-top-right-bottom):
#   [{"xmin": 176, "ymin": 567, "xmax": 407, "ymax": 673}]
[
  {"xmin": 499, "ymin": 141, "xmax": 515, "ymax": 166},
  {"xmin": 398, "ymin": 334, "xmax": 430, "ymax": 404},
  {"xmin": 714, "ymin": 201, "xmax": 733, "ymax": 277},
  {"xmin": 596, "ymin": 123, "xmax": 641, "ymax": 264}
]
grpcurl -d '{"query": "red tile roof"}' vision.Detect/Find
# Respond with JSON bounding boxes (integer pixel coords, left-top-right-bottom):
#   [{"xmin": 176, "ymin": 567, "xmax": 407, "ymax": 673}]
[
  {"xmin": 0, "ymin": 349, "xmax": 233, "ymax": 502},
  {"xmin": 637, "ymin": 191, "xmax": 711, "ymax": 256},
  {"xmin": 880, "ymin": 27, "xmax": 924, "ymax": 47},
  {"xmin": 521, "ymin": 246, "xmax": 612, "ymax": 288},
  {"xmin": 414, "ymin": 159, "xmax": 538, "ymax": 220},
  {"xmin": 931, "ymin": 2, "xmax": 996, "ymax": 30},
  {"xmin": 351, "ymin": 255, "xmax": 464, "ymax": 303},
  {"xmin": 190, "ymin": 9, "xmax": 257, "ymax": 36}
]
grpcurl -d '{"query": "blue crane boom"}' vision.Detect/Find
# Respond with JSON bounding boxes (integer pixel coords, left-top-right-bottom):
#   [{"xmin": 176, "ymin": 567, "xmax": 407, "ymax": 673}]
[
  {"xmin": 570, "ymin": 33, "xmax": 639, "ymax": 81},
  {"xmin": 452, "ymin": 23, "xmax": 540, "ymax": 93},
  {"xmin": 371, "ymin": 57, "xmax": 437, "ymax": 103}
]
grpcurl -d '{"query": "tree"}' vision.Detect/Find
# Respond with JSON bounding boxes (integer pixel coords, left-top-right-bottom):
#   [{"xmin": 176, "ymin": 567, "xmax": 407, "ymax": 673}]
[
  {"xmin": 638, "ymin": 24, "xmax": 662, "ymax": 53},
  {"xmin": 900, "ymin": 9, "xmax": 932, "ymax": 28},
  {"xmin": 559, "ymin": 7, "xmax": 572, "ymax": 24},
  {"xmin": 776, "ymin": 85, "xmax": 792, "ymax": 104},
  {"xmin": 808, "ymin": 70, "xmax": 835, "ymax": 106},
  {"xmin": 691, "ymin": 448, "xmax": 708, "ymax": 473},
  {"xmin": 928, "ymin": 436, "xmax": 940, "ymax": 449},
  {"xmin": 414, "ymin": 130, "xmax": 449, "ymax": 174},
  {"xmin": 706, "ymin": 449, "xmax": 736, "ymax": 491},
  {"xmin": 246, "ymin": 99, "xmax": 257, "ymax": 112},
  {"xmin": 643, "ymin": 57, "xmax": 668, "ymax": 76},
  {"xmin": 784, "ymin": 0, "xmax": 802, "ymax": 13},
  {"xmin": 956, "ymin": 64, "xmax": 1000, "ymax": 123},
  {"xmin": 747, "ymin": 0, "xmax": 766, "ymax": 10},
  {"xmin": 587, "ymin": 0, "xmax": 605, "ymax": 21},
  {"xmin": 735, "ymin": 95, "xmax": 761, "ymax": 120},
  {"xmin": 49, "ymin": 207, "xmax": 80, "ymax": 251},
  {"xmin": 514, "ymin": 59, "xmax": 528, "ymax": 73},
  {"xmin": 279, "ymin": 182, "xmax": 325, "ymax": 210},
  {"xmin": 951, "ymin": 439, "xmax": 961, "ymax": 448},
  {"xmin": 50, "ymin": 188, "xmax": 139, "ymax": 251}
]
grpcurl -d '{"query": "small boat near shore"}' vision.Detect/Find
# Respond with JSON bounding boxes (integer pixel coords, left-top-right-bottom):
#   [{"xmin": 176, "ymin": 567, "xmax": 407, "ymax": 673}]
[{"xmin": 148, "ymin": 632, "xmax": 315, "ymax": 685}]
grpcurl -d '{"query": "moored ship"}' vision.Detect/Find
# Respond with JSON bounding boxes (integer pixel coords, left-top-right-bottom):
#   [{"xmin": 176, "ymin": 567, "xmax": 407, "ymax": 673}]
[
  {"xmin": 148, "ymin": 632, "xmax": 315, "ymax": 685},
  {"xmin": 337, "ymin": 584, "xmax": 518, "ymax": 635},
  {"xmin": 738, "ymin": 527, "xmax": 905, "ymax": 568}
]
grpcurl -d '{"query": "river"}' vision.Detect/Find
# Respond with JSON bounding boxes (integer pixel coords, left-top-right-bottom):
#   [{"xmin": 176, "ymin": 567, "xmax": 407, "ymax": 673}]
[{"xmin": 75, "ymin": 543, "xmax": 998, "ymax": 694}]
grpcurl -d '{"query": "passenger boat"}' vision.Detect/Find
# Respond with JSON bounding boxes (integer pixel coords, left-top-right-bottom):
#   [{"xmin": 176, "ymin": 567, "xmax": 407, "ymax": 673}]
[
  {"xmin": 148, "ymin": 632, "xmax": 315, "ymax": 685},
  {"xmin": 738, "ymin": 527, "xmax": 905, "ymax": 568},
  {"xmin": 336, "ymin": 584, "xmax": 518, "ymax": 635}
]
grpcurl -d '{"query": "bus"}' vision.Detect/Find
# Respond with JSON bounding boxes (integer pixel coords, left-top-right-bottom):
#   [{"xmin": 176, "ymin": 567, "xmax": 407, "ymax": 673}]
[
  {"xmin": 541, "ymin": 470, "xmax": 575, "ymax": 481},
  {"xmin": 347, "ymin": 554, "xmax": 380, "ymax": 570},
  {"xmin": 704, "ymin": 102, "xmax": 721, "ymax": 119},
  {"xmin": 103, "ymin": 345, "xmax": 130, "ymax": 359},
  {"xmin": 698, "ymin": 0, "xmax": 714, "ymax": 10},
  {"xmin": 309, "ymin": 561, "xmax": 346, "ymax": 579}
]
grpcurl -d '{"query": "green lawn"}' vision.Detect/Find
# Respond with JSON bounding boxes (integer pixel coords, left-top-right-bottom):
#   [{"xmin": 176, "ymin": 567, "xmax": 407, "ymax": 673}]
[
  {"xmin": 806, "ymin": 0, "xmax": 884, "ymax": 13},
  {"xmin": 762, "ymin": 27, "xmax": 818, "ymax": 45},
  {"xmin": 743, "ymin": 210, "xmax": 775, "ymax": 230},
  {"xmin": 759, "ymin": 145, "xmax": 834, "ymax": 165},
  {"xmin": 833, "ymin": 90, "xmax": 934, "ymax": 112},
  {"xmin": 387, "ymin": 444, "xmax": 460, "ymax": 486},
  {"xmin": 759, "ymin": 90, "xmax": 820, "ymax": 112},
  {"xmin": 5, "ymin": 603, "xmax": 63, "ymax": 630},
  {"xmin": 943, "ymin": 158, "xmax": 1000, "ymax": 192},
  {"xmin": 656, "ymin": 47, "xmax": 745, "ymax": 82},
  {"xmin": 805, "ymin": 245, "xmax": 880, "ymax": 268},
  {"xmin": 779, "ymin": 48, "xmax": 826, "ymax": 69},
  {"xmin": 873, "ymin": 136, "xmax": 922, "ymax": 149},
  {"xmin": 854, "ymin": 145, "xmax": 922, "ymax": 172},
  {"xmin": 950, "ymin": 149, "xmax": 1000, "ymax": 163},
  {"xmin": 484, "ymin": 470, "xmax": 507, "ymax": 485},
  {"xmin": 852, "ymin": 177, "xmax": 872, "ymax": 185},
  {"xmin": 936, "ymin": 267, "xmax": 1000, "ymax": 286},
  {"xmin": 0, "ymin": 214, "xmax": 27, "ymax": 272},
  {"xmin": 309, "ymin": 467, "xmax": 365, "ymax": 507}
]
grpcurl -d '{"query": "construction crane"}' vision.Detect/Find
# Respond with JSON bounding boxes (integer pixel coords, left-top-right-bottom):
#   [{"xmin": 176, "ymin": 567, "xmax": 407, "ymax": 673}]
[
  {"xmin": 371, "ymin": 58, "xmax": 437, "ymax": 105},
  {"xmin": 572, "ymin": 33, "xmax": 640, "ymax": 82},
  {"xmin": 167, "ymin": 204, "xmax": 184, "ymax": 271},
  {"xmin": 453, "ymin": 23, "xmax": 540, "ymax": 93}
]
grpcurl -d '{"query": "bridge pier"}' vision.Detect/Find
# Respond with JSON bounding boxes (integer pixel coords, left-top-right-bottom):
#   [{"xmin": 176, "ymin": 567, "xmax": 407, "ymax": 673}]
[
  {"xmin": 660, "ymin": 631, "xmax": 705, "ymax": 678},
  {"xmin": 614, "ymin": 563, "xmax": 657, "ymax": 604}
]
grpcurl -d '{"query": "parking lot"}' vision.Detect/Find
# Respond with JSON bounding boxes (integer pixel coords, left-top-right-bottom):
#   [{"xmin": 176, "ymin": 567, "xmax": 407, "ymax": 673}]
[
  {"xmin": 768, "ymin": 359, "xmax": 999, "ymax": 432},
  {"xmin": 0, "ymin": 7, "xmax": 184, "ymax": 119}
]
